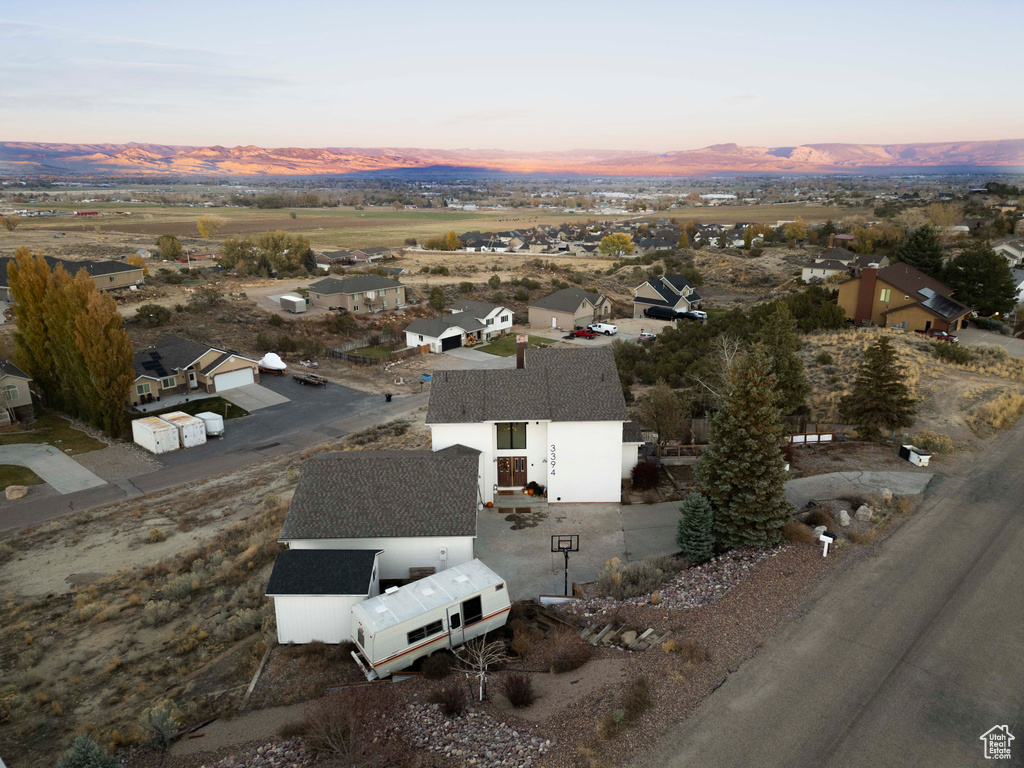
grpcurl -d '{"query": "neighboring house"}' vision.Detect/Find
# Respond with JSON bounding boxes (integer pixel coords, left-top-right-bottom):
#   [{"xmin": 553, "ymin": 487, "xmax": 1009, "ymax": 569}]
[
  {"xmin": 404, "ymin": 300, "xmax": 513, "ymax": 353},
  {"xmin": 528, "ymin": 286, "xmax": 612, "ymax": 329},
  {"xmin": 267, "ymin": 548, "xmax": 382, "ymax": 645},
  {"xmin": 427, "ymin": 345, "xmax": 635, "ymax": 504},
  {"xmin": 837, "ymin": 264, "xmax": 972, "ymax": 332},
  {"xmin": 800, "ymin": 248, "xmax": 890, "ymax": 283},
  {"xmin": 994, "ymin": 240, "xmax": 1024, "ymax": 268},
  {"xmin": 0, "ymin": 256, "xmax": 144, "ymax": 302},
  {"xmin": 631, "ymin": 274, "xmax": 702, "ymax": 318},
  {"xmin": 306, "ymin": 275, "xmax": 406, "ymax": 313},
  {"xmin": 130, "ymin": 335, "xmax": 260, "ymax": 406},
  {"xmin": 278, "ymin": 450, "xmax": 481, "ymax": 580},
  {"xmin": 0, "ymin": 360, "xmax": 33, "ymax": 422},
  {"xmin": 1013, "ymin": 268, "xmax": 1024, "ymax": 304}
]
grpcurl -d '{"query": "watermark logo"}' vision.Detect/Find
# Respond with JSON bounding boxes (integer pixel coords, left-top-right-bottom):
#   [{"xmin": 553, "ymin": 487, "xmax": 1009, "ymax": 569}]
[{"xmin": 980, "ymin": 725, "xmax": 1014, "ymax": 760}]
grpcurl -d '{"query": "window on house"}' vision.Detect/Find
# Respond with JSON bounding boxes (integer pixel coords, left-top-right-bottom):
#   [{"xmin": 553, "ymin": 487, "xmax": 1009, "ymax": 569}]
[
  {"xmin": 486, "ymin": 318, "xmax": 493, "ymax": 325},
  {"xmin": 353, "ymin": 305, "xmax": 359, "ymax": 311},
  {"xmin": 501, "ymin": 315, "xmax": 509, "ymax": 323},
  {"xmin": 406, "ymin": 619, "xmax": 444, "ymax": 645},
  {"xmin": 880, "ymin": 288, "xmax": 891, "ymax": 302},
  {"xmin": 160, "ymin": 377, "xmax": 176, "ymax": 389},
  {"xmin": 136, "ymin": 382, "xmax": 151, "ymax": 396},
  {"xmin": 109, "ymin": 276, "xmax": 115, "ymax": 282},
  {"xmin": 3, "ymin": 385, "xmax": 18, "ymax": 401},
  {"xmin": 418, "ymin": 335, "xmax": 424, "ymax": 342},
  {"xmin": 496, "ymin": 422, "xmax": 527, "ymax": 450}
]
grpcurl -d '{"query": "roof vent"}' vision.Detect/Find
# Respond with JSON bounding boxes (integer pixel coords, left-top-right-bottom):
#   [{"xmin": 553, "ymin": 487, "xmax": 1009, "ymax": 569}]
[
  {"xmin": 385, "ymin": 586, "xmax": 400, "ymax": 594},
  {"xmin": 454, "ymin": 575, "xmax": 470, "ymax": 584},
  {"xmin": 420, "ymin": 587, "xmax": 434, "ymax": 596},
  {"xmin": 375, "ymin": 605, "xmax": 388, "ymax": 614}
]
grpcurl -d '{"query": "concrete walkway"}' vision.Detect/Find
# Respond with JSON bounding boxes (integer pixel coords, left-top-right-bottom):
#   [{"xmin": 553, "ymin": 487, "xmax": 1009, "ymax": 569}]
[
  {"xmin": 785, "ymin": 470, "xmax": 932, "ymax": 509},
  {"xmin": 0, "ymin": 444, "xmax": 107, "ymax": 494}
]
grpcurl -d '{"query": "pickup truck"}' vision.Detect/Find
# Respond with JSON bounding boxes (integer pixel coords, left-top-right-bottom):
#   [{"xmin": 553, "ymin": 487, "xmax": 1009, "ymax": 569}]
[
  {"xmin": 915, "ymin": 328, "xmax": 958, "ymax": 343},
  {"xmin": 588, "ymin": 323, "xmax": 618, "ymax": 336},
  {"xmin": 570, "ymin": 326, "xmax": 597, "ymax": 339}
]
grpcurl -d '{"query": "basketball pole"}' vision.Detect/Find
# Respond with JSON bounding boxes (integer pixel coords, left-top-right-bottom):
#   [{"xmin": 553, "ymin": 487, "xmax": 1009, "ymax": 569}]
[{"xmin": 563, "ymin": 548, "xmax": 570, "ymax": 597}]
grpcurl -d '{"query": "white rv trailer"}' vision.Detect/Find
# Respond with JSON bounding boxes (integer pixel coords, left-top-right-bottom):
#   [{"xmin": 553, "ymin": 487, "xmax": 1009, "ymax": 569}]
[{"xmin": 350, "ymin": 559, "xmax": 510, "ymax": 680}]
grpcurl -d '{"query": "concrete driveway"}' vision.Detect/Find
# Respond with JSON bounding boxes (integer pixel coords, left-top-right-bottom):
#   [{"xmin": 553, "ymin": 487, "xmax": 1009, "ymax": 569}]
[
  {"xmin": 785, "ymin": 470, "xmax": 933, "ymax": 508},
  {"xmin": 221, "ymin": 383, "xmax": 291, "ymax": 411},
  {"xmin": 440, "ymin": 347, "xmax": 519, "ymax": 368},
  {"xmin": 0, "ymin": 444, "xmax": 106, "ymax": 494},
  {"xmin": 956, "ymin": 326, "xmax": 1024, "ymax": 358}
]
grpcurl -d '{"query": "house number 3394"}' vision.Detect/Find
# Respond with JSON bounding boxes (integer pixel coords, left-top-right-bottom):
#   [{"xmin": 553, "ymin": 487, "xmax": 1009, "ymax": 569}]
[{"xmin": 550, "ymin": 445, "xmax": 556, "ymax": 475}]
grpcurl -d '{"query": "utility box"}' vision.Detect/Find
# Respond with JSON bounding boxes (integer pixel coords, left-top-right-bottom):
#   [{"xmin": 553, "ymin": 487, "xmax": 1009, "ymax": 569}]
[
  {"xmin": 195, "ymin": 411, "xmax": 225, "ymax": 438},
  {"xmin": 132, "ymin": 416, "xmax": 181, "ymax": 455},
  {"xmin": 159, "ymin": 411, "xmax": 207, "ymax": 448},
  {"xmin": 899, "ymin": 444, "xmax": 931, "ymax": 467},
  {"xmin": 280, "ymin": 295, "xmax": 307, "ymax": 314}
]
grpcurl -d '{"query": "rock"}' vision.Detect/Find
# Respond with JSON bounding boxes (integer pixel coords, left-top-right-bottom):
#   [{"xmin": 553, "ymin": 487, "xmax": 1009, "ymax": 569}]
[
  {"xmin": 839, "ymin": 509, "xmax": 851, "ymax": 527},
  {"xmin": 5, "ymin": 485, "xmax": 27, "ymax": 500},
  {"xmin": 882, "ymin": 488, "xmax": 893, "ymax": 503},
  {"xmin": 812, "ymin": 525, "xmax": 827, "ymax": 538},
  {"xmin": 620, "ymin": 630, "xmax": 637, "ymax": 646},
  {"xmin": 855, "ymin": 505, "xmax": 872, "ymax": 522}
]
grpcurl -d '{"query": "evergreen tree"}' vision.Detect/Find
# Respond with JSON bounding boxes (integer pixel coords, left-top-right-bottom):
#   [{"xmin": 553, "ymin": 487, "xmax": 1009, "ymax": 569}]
[
  {"xmin": 7, "ymin": 248, "xmax": 57, "ymax": 402},
  {"xmin": 839, "ymin": 337, "xmax": 917, "ymax": 441},
  {"xmin": 56, "ymin": 735, "xmax": 119, "ymax": 768},
  {"xmin": 943, "ymin": 239, "xmax": 1018, "ymax": 316},
  {"xmin": 696, "ymin": 347, "xmax": 792, "ymax": 549},
  {"xmin": 78, "ymin": 291, "xmax": 134, "ymax": 437},
  {"xmin": 302, "ymin": 247, "xmax": 318, "ymax": 274},
  {"xmin": 676, "ymin": 491, "xmax": 715, "ymax": 564},
  {"xmin": 893, "ymin": 225, "xmax": 944, "ymax": 276},
  {"xmin": 757, "ymin": 303, "xmax": 810, "ymax": 415}
]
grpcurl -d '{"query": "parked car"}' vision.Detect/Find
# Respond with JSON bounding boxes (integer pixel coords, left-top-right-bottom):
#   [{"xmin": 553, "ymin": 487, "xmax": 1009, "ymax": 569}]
[
  {"xmin": 676, "ymin": 310, "xmax": 707, "ymax": 322},
  {"xmin": 638, "ymin": 332, "xmax": 657, "ymax": 341},
  {"xmin": 571, "ymin": 326, "xmax": 597, "ymax": 339},
  {"xmin": 643, "ymin": 305, "xmax": 678, "ymax": 320},
  {"xmin": 588, "ymin": 322, "xmax": 618, "ymax": 336},
  {"xmin": 915, "ymin": 328, "xmax": 958, "ymax": 343}
]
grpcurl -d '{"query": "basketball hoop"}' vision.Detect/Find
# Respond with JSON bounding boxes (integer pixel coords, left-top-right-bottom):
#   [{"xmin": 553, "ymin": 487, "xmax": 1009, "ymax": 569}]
[{"xmin": 550, "ymin": 535, "xmax": 579, "ymax": 596}]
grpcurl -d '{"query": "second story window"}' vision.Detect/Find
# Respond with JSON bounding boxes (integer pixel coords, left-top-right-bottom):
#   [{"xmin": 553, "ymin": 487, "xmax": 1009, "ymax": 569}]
[
  {"xmin": 880, "ymin": 288, "xmax": 891, "ymax": 302},
  {"xmin": 496, "ymin": 422, "xmax": 527, "ymax": 450}
]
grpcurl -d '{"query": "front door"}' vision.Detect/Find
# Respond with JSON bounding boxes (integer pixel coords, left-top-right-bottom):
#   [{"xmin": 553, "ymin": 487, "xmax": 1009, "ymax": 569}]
[
  {"xmin": 512, "ymin": 457, "xmax": 527, "ymax": 486},
  {"xmin": 187, "ymin": 371, "xmax": 198, "ymax": 389},
  {"xmin": 497, "ymin": 457, "xmax": 512, "ymax": 486},
  {"xmin": 447, "ymin": 607, "xmax": 464, "ymax": 647},
  {"xmin": 924, "ymin": 320, "xmax": 932, "ymax": 331}
]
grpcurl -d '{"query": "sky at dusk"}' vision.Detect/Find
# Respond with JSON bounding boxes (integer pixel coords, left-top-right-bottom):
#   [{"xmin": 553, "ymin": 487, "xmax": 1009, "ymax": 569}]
[{"xmin": 2, "ymin": 0, "xmax": 1022, "ymax": 151}]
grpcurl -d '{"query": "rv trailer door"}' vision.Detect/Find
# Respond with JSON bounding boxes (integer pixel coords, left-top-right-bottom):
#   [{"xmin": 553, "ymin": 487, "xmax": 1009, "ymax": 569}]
[{"xmin": 447, "ymin": 607, "xmax": 464, "ymax": 647}]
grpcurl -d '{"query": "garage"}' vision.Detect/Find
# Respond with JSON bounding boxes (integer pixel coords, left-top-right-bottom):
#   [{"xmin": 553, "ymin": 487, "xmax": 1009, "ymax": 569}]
[
  {"xmin": 213, "ymin": 367, "xmax": 255, "ymax": 392},
  {"xmin": 441, "ymin": 334, "xmax": 463, "ymax": 352}
]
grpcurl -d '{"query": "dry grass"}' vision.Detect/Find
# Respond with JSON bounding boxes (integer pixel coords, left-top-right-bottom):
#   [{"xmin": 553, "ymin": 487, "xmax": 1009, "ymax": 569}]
[
  {"xmin": 782, "ymin": 521, "xmax": 819, "ymax": 545},
  {"xmin": 545, "ymin": 629, "xmax": 595, "ymax": 674},
  {"xmin": 967, "ymin": 391, "xmax": 1024, "ymax": 433},
  {"xmin": 913, "ymin": 430, "xmax": 955, "ymax": 454},
  {"xmin": 595, "ymin": 556, "xmax": 682, "ymax": 601},
  {"xmin": 847, "ymin": 529, "xmax": 878, "ymax": 545}
]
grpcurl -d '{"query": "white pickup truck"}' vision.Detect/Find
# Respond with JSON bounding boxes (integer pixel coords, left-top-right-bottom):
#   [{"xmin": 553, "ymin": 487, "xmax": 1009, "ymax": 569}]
[{"xmin": 588, "ymin": 322, "xmax": 618, "ymax": 336}]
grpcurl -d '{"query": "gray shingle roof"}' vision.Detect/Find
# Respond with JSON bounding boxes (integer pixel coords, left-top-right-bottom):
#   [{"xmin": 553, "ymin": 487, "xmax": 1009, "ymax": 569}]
[
  {"xmin": 132, "ymin": 335, "xmax": 216, "ymax": 378},
  {"xmin": 530, "ymin": 286, "xmax": 604, "ymax": 313},
  {"xmin": 279, "ymin": 450, "xmax": 479, "ymax": 540},
  {"xmin": 449, "ymin": 299, "xmax": 502, "ymax": 318},
  {"xmin": 266, "ymin": 549, "xmax": 381, "ymax": 596},
  {"xmin": 426, "ymin": 347, "xmax": 627, "ymax": 424},
  {"xmin": 0, "ymin": 256, "xmax": 141, "ymax": 288},
  {"xmin": 307, "ymin": 275, "xmax": 403, "ymax": 295},
  {"xmin": 623, "ymin": 420, "xmax": 644, "ymax": 443},
  {"xmin": 0, "ymin": 360, "xmax": 30, "ymax": 380},
  {"xmin": 405, "ymin": 314, "xmax": 485, "ymax": 338}
]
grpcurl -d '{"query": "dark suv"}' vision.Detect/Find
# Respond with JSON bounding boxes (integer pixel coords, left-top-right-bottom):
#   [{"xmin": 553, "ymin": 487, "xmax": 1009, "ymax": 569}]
[{"xmin": 643, "ymin": 305, "xmax": 677, "ymax": 320}]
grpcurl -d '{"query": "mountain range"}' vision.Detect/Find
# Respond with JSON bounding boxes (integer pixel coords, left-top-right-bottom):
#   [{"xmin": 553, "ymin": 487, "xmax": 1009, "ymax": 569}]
[{"xmin": 1, "ymin": 139, "xmax": 1022, "ymax": 177}]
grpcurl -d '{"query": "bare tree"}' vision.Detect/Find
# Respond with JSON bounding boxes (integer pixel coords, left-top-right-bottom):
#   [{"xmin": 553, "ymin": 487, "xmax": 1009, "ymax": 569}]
[{"xmin": 453, "ymin": 634, "xmax": 508, "ymax": 701}]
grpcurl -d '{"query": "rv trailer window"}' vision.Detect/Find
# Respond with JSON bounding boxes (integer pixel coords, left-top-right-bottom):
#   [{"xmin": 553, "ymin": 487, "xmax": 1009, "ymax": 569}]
[
  {"xmin": 450, "ymin": 613, "xmax": 461, "ymax": 629},
  {"xmin": 357, "ymin": 627, "xmax": 364, "ymax": 647},
  {"xmin": 463, "ymin": 595, "xmax": 483, "ymax": 625},
  {"xmin": 407, "ymin": 619, "xmax": 444, "ymax": 645},
  {"xmin": 495, "ymin": 583, "xmax": 505, "ymax": 591}
]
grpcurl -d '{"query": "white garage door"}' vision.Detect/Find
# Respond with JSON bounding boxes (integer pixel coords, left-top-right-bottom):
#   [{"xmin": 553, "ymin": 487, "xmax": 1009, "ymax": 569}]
[{"xmin": 213, "ymin": 367, "xmax": 255, "ymax": 392}]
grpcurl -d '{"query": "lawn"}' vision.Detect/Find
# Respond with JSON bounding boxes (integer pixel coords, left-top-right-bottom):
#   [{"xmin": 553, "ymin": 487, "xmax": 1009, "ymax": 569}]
[
  {"xmin": 350, "ymin": 344, "xmax": 398, "ymax": 358},
  {"xmin": 0, "ymin": 411, "xmax": 107, "ymax": 455},
  {"xmin": 143, "ymin": 396, "xmax": 249, "ymax": 421},
  {"xmin": 476, "ymin": 335, "xmax": 553, "ymax": 357},
  {"xmin": 0, "ymin": 464, "xmax": 43, "ymax": 486}
]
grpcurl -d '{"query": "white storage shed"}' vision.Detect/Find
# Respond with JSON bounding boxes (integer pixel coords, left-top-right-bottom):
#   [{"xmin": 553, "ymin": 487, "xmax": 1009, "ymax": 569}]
[
  {"xmin": 267, "ymin": 549, "xmax": 381, "ymax": 645},
  {"xmin": 132, "ymin": 416, "xmax": 180, "ymax": 455},
  {"xmin": 159, "ymin": 411, "xmax": 207, "ymax": 448},
  {"xmin": 195, "ymin": 411, "xmax": 225, "ymax": 437},
  {"xmin": 350, "ymin": 559, "xmax": 510, "ymax": 680}
]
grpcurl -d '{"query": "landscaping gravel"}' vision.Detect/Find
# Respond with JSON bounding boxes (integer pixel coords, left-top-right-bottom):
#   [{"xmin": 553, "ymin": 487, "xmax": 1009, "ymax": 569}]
[{"xmin": 404, "ymin": 702, "xmax": 550, "ymax": 768}]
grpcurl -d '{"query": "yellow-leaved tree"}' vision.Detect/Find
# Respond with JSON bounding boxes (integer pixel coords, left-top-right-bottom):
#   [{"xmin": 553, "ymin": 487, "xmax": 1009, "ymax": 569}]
[
  {"xmin": 196, "ymin": 215, "xmax": 226, "ymax": 238},
  {"xmin": 7, "ymin": 248, "xmax": 57, "ymax": 400},
  {"xmin": 77, "ymin": 290, "xmax": 134, "ymax": 438},
  {"xmin": 125, "ymin": 253, "xmax": 150, "ymax": 277},
  {"xmin": 599, "ymin": 233, "xmax": 634, "ymax": 256}
]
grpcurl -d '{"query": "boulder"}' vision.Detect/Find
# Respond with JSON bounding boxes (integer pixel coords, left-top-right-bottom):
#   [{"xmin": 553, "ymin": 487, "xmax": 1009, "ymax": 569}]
[
  {"xmin": 838, "ymin": 509, "xmax": 851, "ymax": 527},
  {"xmin": 620, "ymin": 630, "xmax": 638, "ymax": 647},
  {"xmin": 812, "ymin": 525, "xmax": 827, "ymax": 539},
  {"xmin": 855, "ymin": 505, "xmax": 872, "ymax": 522},
  {"xmin": 882, "ymin": 488, "xmax": 893, "ymax": 503},
  {"xmin": 5, "ymin": 485, "xmax": 27, "ymax": 500}
]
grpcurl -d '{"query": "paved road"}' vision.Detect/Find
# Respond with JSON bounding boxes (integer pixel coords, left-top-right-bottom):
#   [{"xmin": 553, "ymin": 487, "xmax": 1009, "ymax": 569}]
[
  {"xmin": 637, "ymin": 426, "xmax": 1024, "ymax": 768},
  {"xmin": 957, "ymin": 326, "xmax": 1024, "ymax": 358},
  {"xmin": 0, "ymin": 444, "xmax": 107, "ymax": 494}
]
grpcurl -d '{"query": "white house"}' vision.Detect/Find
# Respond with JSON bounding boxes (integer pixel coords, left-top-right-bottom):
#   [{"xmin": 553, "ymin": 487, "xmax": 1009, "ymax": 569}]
[
  {"xmin": 404, "ymin": 299, "xmax": 513, "ymax": 353},
  {"xmin": 1013, "ymin": 268, "xmax": 1024, "ymax": 304},
  {"xmin": 426, "ymin": 345, "xmax": 635, "ymax": 504},
  {"xmin": 277, "ymin": 450, "xmax": 480, "ymax": 581},
  {"xmin": 994, "ymin": 240, "xmax": 1024, "ymax": 268},
  {"xmin": 266, "ymin": 549, "xmax": 382, "ymax": 645}
]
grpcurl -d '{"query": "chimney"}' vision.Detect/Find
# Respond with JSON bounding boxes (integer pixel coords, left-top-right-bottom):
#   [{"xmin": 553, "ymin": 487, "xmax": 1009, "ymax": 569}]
[
  {"xmin": 855, "ymin": 266, "xmax": 879, "ymax": 324},
  {"xmin": 828, "ymin": 233, "xmax": 835, "ymax": 249},
  {"xmin": 515, "ymin": 334, "xmax": 527, "ymax": 370}
]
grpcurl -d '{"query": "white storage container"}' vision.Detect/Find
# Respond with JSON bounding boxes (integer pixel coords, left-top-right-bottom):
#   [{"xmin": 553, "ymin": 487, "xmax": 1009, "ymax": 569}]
[
  {"xmin": 132, "ymin": 416, "xmax": 181, "ymax": 455},
  {"xmin": 280, "ymin": 295, "xmax": 307, "ymax": 313},
  {"xmin": 195, "ymin": 411, "xmax": 225, "ymax": 438},
  {"xmin": 159, "ymin": 411, "xmax": 207, "ymax": 448}
]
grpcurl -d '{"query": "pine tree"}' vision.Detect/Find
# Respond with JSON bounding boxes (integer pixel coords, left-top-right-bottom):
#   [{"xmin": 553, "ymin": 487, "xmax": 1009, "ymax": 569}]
[
  {"xmin": 56, "ymin": 735, "xmax": 119, "ymax": 768},
  {"xmin": 943, "ymin": 239, "xmax": 1017, "ymax": 315},
  {"xmin": 676, "ymin": 491, "xmax": 715, "ymax": 564},
  {"xmin": 78, "ymin": 291, "xmax": 134, "ymax": 437},
  {"xmin": 893, "ymin": 225, "xmax": 944, "ymax": 276},
  {"xmin": 696, "ymin": 347, "xmax": 792, "ymax": 549},
  {"xmin": 839, "ymin": 337, "xmax": 917, "ymax": 441},
  {"xmin": 758, "ymin": 303, "xmax": 810, "ymax": 416},
  {"xmin": 7, "ymin": 248, "xmax": 57, "ymax": 402}
]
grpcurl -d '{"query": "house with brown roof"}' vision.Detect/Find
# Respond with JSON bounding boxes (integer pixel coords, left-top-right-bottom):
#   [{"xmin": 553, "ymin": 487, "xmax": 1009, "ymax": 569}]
[
  {"xmin": 837, "ymin": 264, "xmax": 972, "ymax": 333},
  {"xmin": 130, "ymin": 335, "xmax": 260, "ymax": 407}
]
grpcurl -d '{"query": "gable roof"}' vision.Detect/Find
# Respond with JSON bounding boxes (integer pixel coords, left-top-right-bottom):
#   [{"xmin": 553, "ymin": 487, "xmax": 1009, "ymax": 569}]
[
  {"xmin": 449, "ymin": 299, "xmax": 503, "ymax": 318},
  {"xmin": 0, "ymin": 256, "xmax": 141, "ymax": 288},
  {"xmin": 405, "ymin": 314, "xmax": 485, "ymax": 338},
  {"xmin": 132, "ymin": 335, "xmax": 217, "ymax": 379},
  {"xmin": 869, "ymin": 264, "xmax": 972, "ymax": 320},
  {"xmin": 307, "ymin": 275, "xmax": 403, "ymax": 295},
  {"xmin": 279, "ymin": 450, "xmax": 480, "ymax": 540},
  {"xmin": 0, "ymin": 360, "xmax": 30, "ymax": 380},
  {"xmin": 265, "ymin": 549, "xmax": 381, "ymax": 596},
  {"xmin": 623, "ymin": 420, "xmax": 644, "ymax": 443},
  {"xmin": 530, "ymin": 286, "xmax": 605, "ymax": 313},
  {"xmin": 426, "ymin": 346, "xmax": 627, "ymax": 424}
]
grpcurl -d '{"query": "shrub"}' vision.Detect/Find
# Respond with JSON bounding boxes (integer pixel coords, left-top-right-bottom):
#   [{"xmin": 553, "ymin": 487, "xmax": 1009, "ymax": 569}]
[
  {"xmin": 268, "ymin": 313, "xmax": 284, "ymax": 327},
  {"xmin": 803, "ymin": 509, "xmax": 835, "ymax": 528},
  {"xmin": 968, "ymin": 391, "xmax": 1024, "ymax": 432},
  {"xmin": 458, "ymin": 281, "xmax": 474, "ymax": 293},
  {"xmin": 142, "ymin": 600, "xmax": 179, "ymax": 627},
  {"xmin": 0, "ymin": 541, "xmax": 14, "ymax": 561},
  {"xmin": 513, "ymin": 288, "xmax": 529, "ymax": 302},
  {"xmin": 146, "ymin": 528, "xmax": 165, "ymax": 543},
  {"xmin": 135, "ymin": 304, "xmax": 172, "ymax": 327},
  {"xmin": 421, "ymin": 653, "xmax": 452, "ymax": 680},
  {"xmin": 429, "ymin": 266, "xmax": 450, "ymax": 276},
  {"xmin": 596, "ymin": 556, "xmax": 679, "ymax": 600},
  {"xmin": 913, "ymin": 430, "xmax": 955, "ymax": 454},
  {"xmin": 228, "ymin": 607, "xmax": 266, "ymax": 639},
  {"xmin": 162, "ymin": 574, "xmax": 195, "ymax": 600},
  {"xmin": 509, "ymin": 619, "xmax": 544, "ymax": 657},
  {"xmin": 621, "ymin": 675, "xmax": 651, "ymax": 723},
  {"xmin": 847, "ymin": 529, "xmax": 877, "ymax": 545},
  {"xmin": 676, "ymin": 492, "xmax": 714, "ymax": 564},
  {"xmin": 138, "ymin": 700, "xmax": 181, "ymax": 753},
  {"xmin": 277, "ymin": 721, "xmax": 308, "ymax": 739},
  {"xmin": 56, "ymin": 735, "xmax": 119, "ymax": 768},
  {"xmin": 549, "ymin": 629, "xmax": 594, "ymax": 673},
  {"xmin": 662, "ymin": 638, "xmax": 711, "ymax": 665},
  {"xmin": 934, "ymin": 342, "xmax": 973, "ymax": 365},
  {"xmin": 782, "ymin": 521, "xmax": 818, "ymax": 545},
  {"xmin": 427, "ymin": 681, "xmax": 467, "ymax": 716},
  {"xmin": 488, "ymin": 274, "xmax": 501, "ymax": 289},
  {"xmin": 815, "ymin": 351, "xmax": 834, "ymax": 366},
  {"xmin": 330, "ymin": 313, "xmax": 358, "ymax": 334},
  {"xmin": 630, "ymin": 460, "xmax": 661, "ymax": 490},
  {"xmin": 501, "ymin": 672, "xmax": 536, "ymax": 708}
]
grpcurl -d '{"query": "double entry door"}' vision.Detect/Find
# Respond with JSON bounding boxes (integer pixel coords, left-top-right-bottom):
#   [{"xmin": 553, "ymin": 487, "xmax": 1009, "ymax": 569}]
[{"xmin": 497, "ymin": 456, "xmax": 527, "ymax": 487}]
